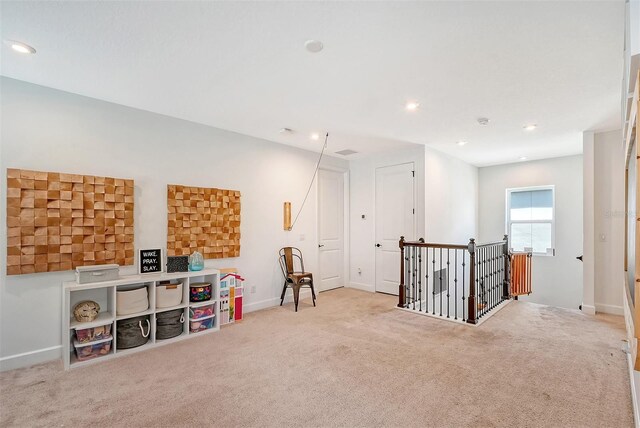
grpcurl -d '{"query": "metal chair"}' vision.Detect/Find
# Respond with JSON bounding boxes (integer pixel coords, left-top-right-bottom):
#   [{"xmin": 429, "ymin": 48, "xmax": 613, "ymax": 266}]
[{"xmin": 278, "ymin": 247, "xmax": 317, "ymax": 311}]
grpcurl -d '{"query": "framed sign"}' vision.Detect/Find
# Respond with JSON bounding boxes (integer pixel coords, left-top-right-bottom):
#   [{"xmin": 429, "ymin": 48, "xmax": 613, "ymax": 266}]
[{"xmin": 139, "ymin": 249, "xmax": 163, "ymax": 274}]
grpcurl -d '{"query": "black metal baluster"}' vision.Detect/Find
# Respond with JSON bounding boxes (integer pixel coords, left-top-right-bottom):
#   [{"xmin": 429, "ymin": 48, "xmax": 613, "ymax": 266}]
[
  {"xmin": 405, "ymin": 248, "xmax": 410, "ymax": 308},
  {"xmin": 476, "ymin": 248, "xmax": 481, "ymax": 318},
  {"xmin": 490, "ymin": 245, "xmax": 494, "ymax": 312},
  {"xmin": 496, "ymin": 245, "xmax": 499, "ymax": 306},
  {"xmin": 491, "ymin": 245, "xmax": 495, "ymax": 313},
  {"xmin": 425, "ymin": 248, "xmax": 429, "ymax": 314},
  {"xmin": 432, "ymin": 250, "xmax": 436, "ymax": 315},
  {"xmin": 454, "ymin": 250, "xmax": 458, "ymax": 320},
  {"xmin": 446, "ymin": 249, "xmax": 450, "ymax": 318},
  {"xmin": 462, "ymin": 251, "xmax": 466, "ymax": 322},
  {"xmin": 439, "ymin": 248, "xmax": 443, "ymax": 317},
  {"xmin": 412, "ymin": 247, "xmax": 416, "ymax": 310},
  {"xmin": 493, "ymin": 245, "xmax": 497, "ymax": 310},
  {"xmin": 418, "ymin": 247, "xmax": 422, "ymax": 312}
]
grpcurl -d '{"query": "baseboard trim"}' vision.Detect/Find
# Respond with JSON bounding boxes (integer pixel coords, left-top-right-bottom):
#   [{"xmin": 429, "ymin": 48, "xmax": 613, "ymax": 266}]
[
  {"xmin": 2, "ymin": 290, "xmax": 314, "ymax": 371},
  {"xmin": 595, "ymin": 303, "xmax": 624, "ymax": 316},
  {"xmin": 348, "ymin": 281, "xmax": 375, "ymax": 293},
  {"xmin": 581, "ymin": 304, "xmax": 596, "ymax": 315},
  {"xmin": 244, "ymin": 289, "xmax": 312, "ymax": 313},
  {"xmin": 626, "ymin": 346, "xmax": 640, "ymax": 428},
  {"xmin": 0, "ymin": 345, "xmax": 62, "ymax": 372},
  {"xmin": 397, "ymin": 299, "xmax": 511, "ymax": 327}
]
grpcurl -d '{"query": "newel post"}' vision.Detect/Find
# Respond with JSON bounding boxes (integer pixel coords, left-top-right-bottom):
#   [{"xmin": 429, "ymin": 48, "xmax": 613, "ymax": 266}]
[
  {"xmin": 502, "ymin": 234, "xmax": 511, "ymax": 299},
  {"xmin": 398, "ymin": 236, "xmax": 405, "ymax": 308},
  {"xmin": 467, "ymin": 238, "xmax": 477, "ymax": 324}
]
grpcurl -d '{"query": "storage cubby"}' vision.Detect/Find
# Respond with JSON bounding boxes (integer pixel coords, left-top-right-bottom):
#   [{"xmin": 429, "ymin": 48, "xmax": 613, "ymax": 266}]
[{"xmin": 62, "ymin": 269, "xmax": 220, "ymax": 369}]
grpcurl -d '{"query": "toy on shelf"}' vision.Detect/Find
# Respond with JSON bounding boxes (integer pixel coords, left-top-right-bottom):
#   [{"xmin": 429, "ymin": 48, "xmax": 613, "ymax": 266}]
[
  {"xmin": 73, "ymin": 300, "xmax": 100, "ymax": 323},
  {"xmin": 189, "ymin": 251, "xmax": 204, "ymax": 271},
  {"xmin": 219, "ymin": 268, "xmax": 245, "ymax": 325}
]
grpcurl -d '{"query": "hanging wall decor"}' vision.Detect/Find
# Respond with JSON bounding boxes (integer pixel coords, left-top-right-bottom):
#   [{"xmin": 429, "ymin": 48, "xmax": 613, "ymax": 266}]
[
  {"xmin": 167, "ymin": 185, "xmax": 241, "ymax": 259},
  {"xmin": 6, "ymin": 168, "xmax": 134, "ymax": 275}
]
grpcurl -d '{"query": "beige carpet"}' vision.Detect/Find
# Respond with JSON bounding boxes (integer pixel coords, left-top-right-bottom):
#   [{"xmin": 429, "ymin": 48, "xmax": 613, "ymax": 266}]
[{"xmin": 0, "ymin": 288, "xmax": 633, "ymax": 427}]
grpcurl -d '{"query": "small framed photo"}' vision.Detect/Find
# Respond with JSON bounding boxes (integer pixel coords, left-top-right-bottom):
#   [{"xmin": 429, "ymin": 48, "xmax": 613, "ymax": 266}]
[{"xmin": 139, "ymin": 248, "xmax": 163, "ymax": 274}]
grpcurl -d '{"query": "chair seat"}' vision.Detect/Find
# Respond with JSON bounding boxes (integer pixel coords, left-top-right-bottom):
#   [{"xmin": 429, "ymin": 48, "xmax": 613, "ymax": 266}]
[{"xmin": 287, "ymin": 272, "xmax": 313, "ymax": 283}]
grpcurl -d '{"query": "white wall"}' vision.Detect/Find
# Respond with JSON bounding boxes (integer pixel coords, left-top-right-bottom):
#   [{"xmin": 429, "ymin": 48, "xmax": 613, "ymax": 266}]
[
  {"xmin": 478, "ymin": 155, "xmax": 584, "ymax": 310},
  {"xmin": 0, "ymin": 77, "xmax": 348, "ymax": 369},
  {"xmin": 348, "ymin": 147, "xmax": 425, "ymax": 292},
  {"xmin": 424, "ymin": 148, "xmax": 478, "ymax": 244},
  {"xmin": 583, "ymin": 131, "xmax": 596, "ymax": 314},
  {"xmin": 593, "ymin": 130, "xmax": 625, "ymax": 315},
  {"xmin": 348, "ymin": 146, "xmax": 478, "ymax": 292}
]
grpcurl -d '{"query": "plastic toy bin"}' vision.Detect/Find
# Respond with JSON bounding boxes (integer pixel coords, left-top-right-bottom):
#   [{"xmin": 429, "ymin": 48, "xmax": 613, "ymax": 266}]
[
  {"xmin": 189, "ymin": 304, "xmax": 214, "ymax": 320},
  {"xmin": 75, "ymin": 323, "xmax": 112, "ymax": 343},
  {"xmin": 189, "ymin": 314, "xmax": 215, "ymax": 333},
  {"xmin": 73, "ymin": 336, "xmax": 112, "ymax": 361}
]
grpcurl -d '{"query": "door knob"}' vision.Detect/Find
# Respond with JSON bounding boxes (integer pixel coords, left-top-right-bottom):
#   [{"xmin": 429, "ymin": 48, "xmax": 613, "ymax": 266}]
[
  {"xmin": 376, "ymin": 243, "xmax": 381, "ymax": 247},
  {"xmin": 318, "ymin": 244, "xmax": 325, "ymax": 248}
]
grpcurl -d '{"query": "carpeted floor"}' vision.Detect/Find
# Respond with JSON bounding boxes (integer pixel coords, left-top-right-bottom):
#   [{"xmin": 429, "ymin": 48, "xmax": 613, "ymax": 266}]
[{"xmin": 0, "ymin": 288, "xmax": 633, "ymax": 427}]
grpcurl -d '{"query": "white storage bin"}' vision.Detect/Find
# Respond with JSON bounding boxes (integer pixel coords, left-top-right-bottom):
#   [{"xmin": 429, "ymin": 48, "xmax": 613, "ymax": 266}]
[
  {"xmin": 116, "ymin": 285, "xmax": 149, "ymax": 316},
  {"xmin": 75, "ymin": 264, "xmax": 119, "ymax": 284},
  {"xmin": 156, "ymin": 282, "xmax": 183, "ymax": 309}
]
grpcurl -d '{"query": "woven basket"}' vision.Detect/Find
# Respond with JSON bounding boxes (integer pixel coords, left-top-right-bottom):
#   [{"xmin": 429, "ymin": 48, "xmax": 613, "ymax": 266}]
[{"xmin": 73, "ymin": 300, "xmax": 101, "ymax": 323}]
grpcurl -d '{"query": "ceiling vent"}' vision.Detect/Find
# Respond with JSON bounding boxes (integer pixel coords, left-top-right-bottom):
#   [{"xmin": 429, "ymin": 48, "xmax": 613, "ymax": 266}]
[{"xmin": 335, "ymin": 149, "xmax": 358, "ymax": 156}]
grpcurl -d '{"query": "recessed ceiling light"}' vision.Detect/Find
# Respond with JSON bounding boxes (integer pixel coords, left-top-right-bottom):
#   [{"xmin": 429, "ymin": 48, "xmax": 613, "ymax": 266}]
[
  {"xmin": 279, "ymin": 128, "xmax": 293, "ymax": 134},
  {"xmin": 477, "ymin": 117, "xmax": 490, "ymax": 126},
  {"xmin": 405, "ymin": 101, "xmax": 420, "ymax": 111},
  {"xmin": 310, "ymin": 133, "xmax": 320, "ymax": 141},
  {"xmin": 305, "ymin": 40, "xmax": 323, "ymax": 53},
  {"xmin": 523, "ymin": 124, "xmax": 537, "ymax": 131},
  {"xmin": 519, "ymin": 156, "xmax": 528, "ymax": 161},
  {"xmin": 457, "ymin": 141, "xmax": 468, "ymax": 146},
  {"xmin": 6, "ymin": 40, "xmax": 36, "ymax": 54}
]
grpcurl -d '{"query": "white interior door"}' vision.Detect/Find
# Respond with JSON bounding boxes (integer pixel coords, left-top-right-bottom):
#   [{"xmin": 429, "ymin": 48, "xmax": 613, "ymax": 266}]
[
  {"xmin": 375, "ymin": 163, "xmax": 415, "ymax": 295},
  {"xmin": 318, "ymin": 169, "xmax": 345, "ymax": 292}
]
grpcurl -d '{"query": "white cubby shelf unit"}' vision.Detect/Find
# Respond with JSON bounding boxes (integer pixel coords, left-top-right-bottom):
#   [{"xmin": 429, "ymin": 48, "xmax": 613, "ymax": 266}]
[{"xmin": 62, "ymin": 269, "xmax": 220, "ymax": 370}]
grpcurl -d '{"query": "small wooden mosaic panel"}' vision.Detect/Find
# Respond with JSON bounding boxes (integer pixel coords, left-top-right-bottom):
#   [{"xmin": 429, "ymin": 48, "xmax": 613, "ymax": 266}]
[
  {"xmin": 167, "ymin": 185, "xmax": 241, "ymax": 259},
  {"xmin": 6, "ymin": 168, "xmax": 134, "ymax": 275}
]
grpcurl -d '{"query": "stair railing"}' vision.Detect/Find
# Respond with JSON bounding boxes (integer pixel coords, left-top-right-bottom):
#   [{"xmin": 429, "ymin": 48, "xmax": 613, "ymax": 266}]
[{"xmin": 398, "ymin": 235, "xmax": 513, "ymax": 324}]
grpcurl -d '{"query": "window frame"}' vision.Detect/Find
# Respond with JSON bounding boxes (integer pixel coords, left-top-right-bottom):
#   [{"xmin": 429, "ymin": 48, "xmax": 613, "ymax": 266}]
[{"xmin": 505, "ymin": 185, "xmax": 556, "ymax": 257}]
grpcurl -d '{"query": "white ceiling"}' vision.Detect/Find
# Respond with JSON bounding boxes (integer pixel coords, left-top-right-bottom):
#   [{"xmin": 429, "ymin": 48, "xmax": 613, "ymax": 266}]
[{"xmin": 0, "ymin": 1, "xmax": 625, "ymax": 166}]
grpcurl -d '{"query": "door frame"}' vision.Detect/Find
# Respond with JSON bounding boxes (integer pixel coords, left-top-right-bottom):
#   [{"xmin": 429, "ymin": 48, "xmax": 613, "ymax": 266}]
[
  {"xmin": 317, "ymin": 166, "xmax": 350, "ymax": 292},
  {"xmin": 374, "ymin": 161, "xmax": 417, "ymax": 294}
]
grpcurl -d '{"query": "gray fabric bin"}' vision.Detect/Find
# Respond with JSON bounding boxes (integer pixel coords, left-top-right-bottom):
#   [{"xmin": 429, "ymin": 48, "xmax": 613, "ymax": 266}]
[
  {"xmin": 156, "ymin": 309, "xmax": 184, "ymax": 340},
  {"xmin": 116, "ymin": 315, "xmax": 150, "ymax": 349},
  {"xmin": 75, "ymin": 264, "xmax": 119, "ymax": 284}
]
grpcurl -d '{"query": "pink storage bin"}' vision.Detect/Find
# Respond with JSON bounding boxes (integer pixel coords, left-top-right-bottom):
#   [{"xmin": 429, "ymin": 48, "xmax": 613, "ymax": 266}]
[
  {"xmin": 189, "ymin": 304, "xmax": 214, "ymax": 320},
  {"xmin": 189, "ymin": 314, "xmax": 215, "ymax": 333},
  {"xmin": 73, "ymin": 336, "xmax": 112, "ymax": 361},
  {"xmin": 75, "ymin": 323, "xmax": 112, "ymax": 343}
]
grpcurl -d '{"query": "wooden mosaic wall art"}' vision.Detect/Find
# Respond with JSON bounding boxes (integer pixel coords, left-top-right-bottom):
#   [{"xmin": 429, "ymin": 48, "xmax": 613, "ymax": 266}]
[
  {"xmin": 6, "ymin": 168, "xmax": 134, "ymax": 275},
  {"xmin": 167, "ymin": 185, "xmax": 241, "ymax": 259}
]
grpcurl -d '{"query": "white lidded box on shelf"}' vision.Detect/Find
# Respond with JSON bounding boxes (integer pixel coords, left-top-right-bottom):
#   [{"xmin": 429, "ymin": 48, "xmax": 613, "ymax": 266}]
[
  {"xmin": 116, "ymin": 285, "xmax": 149, "ymax": 316},
  {"xmin": 75, "ymin": 264, "xmax": 120, "ymax": 284},
  {"xmin": 156, "ymin": 282, "xmax": 183, "ymax": 309}
]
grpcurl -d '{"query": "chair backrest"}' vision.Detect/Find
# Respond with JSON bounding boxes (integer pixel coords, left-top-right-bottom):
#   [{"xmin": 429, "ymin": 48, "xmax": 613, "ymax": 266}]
[{"xmin": 279, "ymin": 247, "xmax": 305, "ymax": 277}]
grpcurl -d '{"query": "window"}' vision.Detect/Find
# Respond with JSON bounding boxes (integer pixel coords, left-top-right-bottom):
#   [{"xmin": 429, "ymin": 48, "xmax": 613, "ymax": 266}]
[{"xmin": 506, "ymin": 186, "xmax": 555, "ymax": 256}]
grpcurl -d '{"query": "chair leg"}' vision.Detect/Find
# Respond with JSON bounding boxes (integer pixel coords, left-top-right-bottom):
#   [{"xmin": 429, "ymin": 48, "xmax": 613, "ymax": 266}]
[
  {"xmin": 309, "ymin": 275, "xmax": 317, "ymax": 306},
  {"xmin": 280, "ymin": 282, "xmax": 288, "ymax": 306},
  {"xmin": 310, "ymin": 283, "xmax": 317, "ymax": 307},
  {"xmin": 293, "ymin": 285, "xmax": 300, "ymax": 312}
]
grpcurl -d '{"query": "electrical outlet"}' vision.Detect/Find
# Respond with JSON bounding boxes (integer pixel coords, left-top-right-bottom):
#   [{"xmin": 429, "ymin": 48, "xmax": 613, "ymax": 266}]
[{"xmin": 251, "ymin": 285, "xmax": 256, "ymax": 294}]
